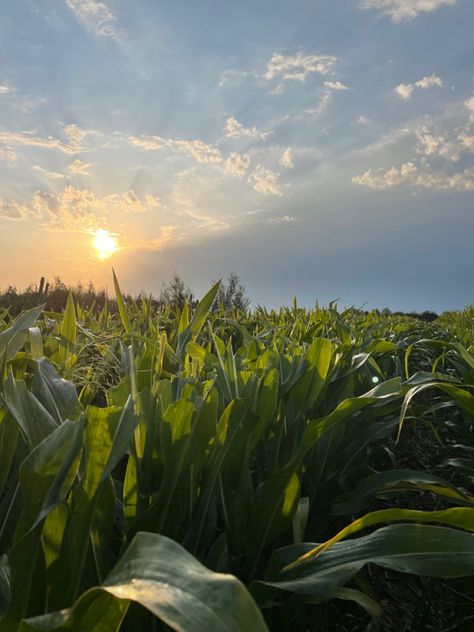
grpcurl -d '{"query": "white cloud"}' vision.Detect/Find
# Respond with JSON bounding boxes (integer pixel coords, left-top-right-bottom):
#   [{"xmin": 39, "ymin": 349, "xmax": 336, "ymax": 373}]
[
  {"xmin": 395, "ymin": 74, "xmax": 442, "ymax": 99},
  {"xmin": 360, "ymin": 0, "xmax": 457, "ymax": 22},
  {"xmin": 129, "ymin": 135, "xmax": 166, "ymax": 150},
  {"xmin": 0, "ymin": 129, "xmax": 74, "ymax": 154},
  {"xmin": 173, "ymin": 139, "xmax": 222, "ymax": 164},
  {"xmin": 263, "ymin": 52, "xmax": 337, "ymax": 84},
  {"xmin": 63, "ymin": 123, "xmax": 90, "ymax": 150},
  {"xmin": 128, "ymin": 133, "xmax": 222, "ymax": 164},
  {"xmin": 0, "ymin": 147, "xmax": 17, "ymax": 164},
  {"xmin": 225, "ymin": 152, "xmax": 250, "ymax": 177},
  {"xmin": 224, "ymin": 117, "xmax": 269, "ymax": 141},
  {"xmin": 357, "ymin": 115, "xmax": 370, "ymax": 124},
  {"xmin": 305, "ymin": 92, "xmax": 333, "ymax": 116},
  {"xmin": 415, "ymin": 127, "xmax": 460, "ymax": 162},
  {"xmin": 0, "ymin": 186, "xmax": 160, "ymax": 228},
  {"xmin": 248, "ymin": 166, "xmax": 282, "ymax": 196},
  {"xmin": 458, "ymin": 131, "xmax": 474, "ymax": 153},
  {"xmin": 68, "ymin": 158, "xmax": 91, "ymax": 175},
  {"xmin": 465, "ymin": 96, "xmax": 474, "ymax": 124},
  {"xmin": 65, "ymin": 0, "xmax": 122, "ymax": 40},
  {"xmin": 352, "ymin": 161, "xmax": 474, "ymax": 191},
  {"xmin": 0, "ymin": 84, "xmax": 11, "ymax": 95},
  {"xmin": 33, "ymin": 165, "xmax": 67, "ymax": 180},
  {"xmin": 279, "ymin": 147, "xmax": 294, "ymax": 169},
  {"xmin": 324, "ymin": 80, "xmax": 349, "ymax": 91},
  {"xmin": 395, "ymin": 83, "xmax": 414, "ymax": 100},
  {"xmin": 267, "ymin": 215, "xmax": 298, "ymax": 224}
]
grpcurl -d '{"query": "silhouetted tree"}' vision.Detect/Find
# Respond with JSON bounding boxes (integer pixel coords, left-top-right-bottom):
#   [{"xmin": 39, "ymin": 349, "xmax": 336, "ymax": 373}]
[
  {"xmin": 159, "ymin": 274, "xmax": 194, "ymax": 310},
  {"xmin": 215, "ymin": 273, "xmax": 250, "ymax": 311}
]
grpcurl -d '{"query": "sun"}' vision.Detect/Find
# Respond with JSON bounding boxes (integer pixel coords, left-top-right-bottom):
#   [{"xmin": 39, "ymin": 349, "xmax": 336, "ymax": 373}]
[{"xmin": 93, "ymin": 229, "xmax": 118, "ymax": 260}]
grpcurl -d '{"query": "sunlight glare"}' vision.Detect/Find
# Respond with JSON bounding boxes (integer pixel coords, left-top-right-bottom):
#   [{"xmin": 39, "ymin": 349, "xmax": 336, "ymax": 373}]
[{"xmin": 93, "ymin": 229, "xmax": 118, "ymax": 260}]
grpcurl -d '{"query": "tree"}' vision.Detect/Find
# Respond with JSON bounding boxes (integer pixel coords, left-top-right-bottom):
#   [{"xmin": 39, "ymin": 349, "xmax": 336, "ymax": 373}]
[
  {"xmin": 215, "ymin": 273, "xmax": 250, "ymax": 311},
  {"xmin": 159, "ymin": 274, "xmax": 194, "ymax": 310}
]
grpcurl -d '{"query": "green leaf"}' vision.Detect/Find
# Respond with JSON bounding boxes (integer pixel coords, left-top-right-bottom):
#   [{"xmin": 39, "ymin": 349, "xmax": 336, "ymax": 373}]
[
  {"xmin": 57, "ymin": 291, "xmax": 76, "ymax": 368},
  {"xmin": 261, "ymin": 525, "xmax": 474, "ymax": 598},
  {"xmin": 177, "ymin": 281, "xmax": 221, "ymax": 358},
  {"xmin": 20, "ymin": 532, "xmax": 268, "ymax": 632},
  {"xmin": 283, "ymin": 506, "xmax": 474, "ymax": 572},
  {"xmin": 0, "ymin": 305, "xmax": 44, "ymax": 367},
  {"xmin": 333, "ymin": 469, "xmax": 474, "ymax": 514},
  {"xmin": 112, "ymin": 269, "xmax": 132, "ymax": 335},
  {"xmin": 3, "ymin": 374, "xmax": 58, "ymax": 450}
]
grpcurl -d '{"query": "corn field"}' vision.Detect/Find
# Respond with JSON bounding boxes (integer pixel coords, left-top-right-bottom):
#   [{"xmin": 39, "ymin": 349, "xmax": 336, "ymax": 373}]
[{"xmin": 0, "ymin": 275, "xmax": 473, "ymax": 631}]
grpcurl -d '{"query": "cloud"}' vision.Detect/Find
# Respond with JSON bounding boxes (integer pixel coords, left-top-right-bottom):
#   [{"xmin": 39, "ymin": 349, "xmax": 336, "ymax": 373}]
[
  {"xmin": 0, "ymin": 123, "xmax": 92, "ymax": 157},
  {"xmin": 305, "ymin": 92, "xmax": 333, "ymax": 116},
  {"xmin": 0, "ymin": 147, "xmax": 17, "ymax": 164},
  {"xmin": 248, "ymin": 166, "xmax": 282, "ymax": 196},
  {"xmin": 359, "ymin": 0, "xmax": 457, "ymax": 22},
  {"xmin": 68, "ymin": 159, "xmax": 91, "ymax": 175},
  {"xmin": 0, "ymin": 129, "xmax": 73, "ymax": 154},
  {"xmin": 224, "ymin": 117, "xmax": 269, "ymax": 141},
  {"xmin": 173, "ymin": 139, "xmax": 222, "ymax": 164},
  {"xmin": 0, "ymin": 186, "xmax": 161, "ymax": 229},
  {"xmin": 458, "ymin": 131, "xmax": 474, "ymax": 153},
  {"xmin": 128, "ymin": 133, "xmax": 222, "ymax": 164},
  {"xmin": 324, "ymin": 81, "xmax": 348, "ymax": 91},
  {"xmin": 415, "ymin": 127, "xmax": 460, "ymax": 162},
  {"xmin": 465, "ymin": 96, "xmax": 474, "ymax": 124},
  {"xmin": 279, "ymin": 147, "xmax": 294, "ymax": 169},
  {"xmin": 395, "ymin": 74, "xmax": 442, "ymax": 99},
  {"xmin": 63, "ymin": 124, "xmax": 90, "ymax": 150},
  {"xmin": 33, "ymin": 165, "xmax": 67, "ymax": 180},
  {"xmin": 126, "ymin": 226, "xmax": 181, "ymax": 252},
  {"xmin": 352, "ymin": 162, "xmax": 474, "ymax": 191},
  {"xmin": 65, "ymin": 0, "xmax": 122, "ymax": 40},
  {"xmin": 0, "ymin": 84, "xmax": 11, "ymax": 95},
  {"xmin": 357, "ymin": 115, "xmax": 370, "ymax": 124},
  {"xmin": 225, "ymin": 152, "xmax": 250, "ymax": 177},
  {"xmin": 267, "ymin": 215, "xmax": 298, "ymax": 224},
  {"xmin": 263, "ymin": 52, "xmax": 337, "ymax": 84},
  {"xmin": 129, "ymin": 135, "xmax": 166, "ymax": 150}
]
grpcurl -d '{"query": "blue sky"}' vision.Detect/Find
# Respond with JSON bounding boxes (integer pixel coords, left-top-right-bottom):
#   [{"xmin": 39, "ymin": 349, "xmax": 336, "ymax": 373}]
[{"xmin": 0, "ymin": 0, "xmax": 473, "ymax": 311}]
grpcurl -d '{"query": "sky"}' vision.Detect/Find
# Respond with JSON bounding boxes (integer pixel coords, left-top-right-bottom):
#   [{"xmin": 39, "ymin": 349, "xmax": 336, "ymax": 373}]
[{"xmin": 0, "ymin": 0, "xmax": 473, "ymax": 312}]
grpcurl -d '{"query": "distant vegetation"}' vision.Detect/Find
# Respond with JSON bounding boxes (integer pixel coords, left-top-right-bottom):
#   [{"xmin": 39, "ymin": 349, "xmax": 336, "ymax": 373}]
[
  {"xmin": 0, "ymin": 272, "xmax": 250, "ymax": 316},
  {"xmin": 0, "ymin": 276, "xmax": 473, "ymax": 630},
  {"xmin": 0, "ymin": 274, "xmax": 450, "ymax": 322}
]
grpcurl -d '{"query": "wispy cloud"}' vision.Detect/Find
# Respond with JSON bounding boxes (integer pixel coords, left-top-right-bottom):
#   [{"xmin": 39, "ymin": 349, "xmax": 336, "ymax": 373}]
[
  {"xmin": 263, "ymin": 52, "xmax": 337, "ymax": 84},
  {"xmin": 353, "ymin": 162, "xmax": 474, "ymax": 191},
  {"xmin": 324, "ymin": 80, "xmax": 348, "ymax": 91},
  {"xmin": 128, "ymin": 133, "xmax": 222, "ymax": 164},
  {"xmin": 224, "ymin": 117, "xmax": 269, "ymax": 141},
  {"xmin": 0, "ymin": 186, "xmax": 160, "ymax": 229},
  {"xmin": 67, "ymin": 158, "xmax": 91, "ymax": 175},
  {"xmin": 305, "ymin": 92, "xmax": 333, "ymax": 116},
  {"xmin": 0, "ymin": 129, "xmax": 74, "ymax": 154},
  {"xmin": 0, "ymin": 123, "xmax": 92, "ymax": 156},
  {"xmin": 0, "ymin": 147, "xmax": 17, "ymax": 164},
  {"xmin": 360, "ymin": 0, "xmax": 457, "ymax": 22},
  {"xmin": 225, "ymin": 152, "xmax": 251, "ymax": 177},
  {"xmin": 248, "ymin": 165, "xmax": 282, "ymax": 196},
  {"xmin": 279, "ymin": 147, "xmax": 294, "ymax": 169},
  {"xmin": 33, "ymin": 165, "xmax": 67, "ymax": 180},
  {"xmin": 395, "ymin": 74, "xmax": 442, "ymax": 99},
  {"xmin": 415, "ymin": 127, "xmax": 460, "ymax": 162},
  {"xmin": 0, "ymin": 83, "xmax": 12, "ymax": 95},
  {"xmin": 65, "ymin": 0, "xmax": 122, "ymax": 40},
  {"xmin": 267, "ymin": 215, "xmax": 298, "ymax": 224}
]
